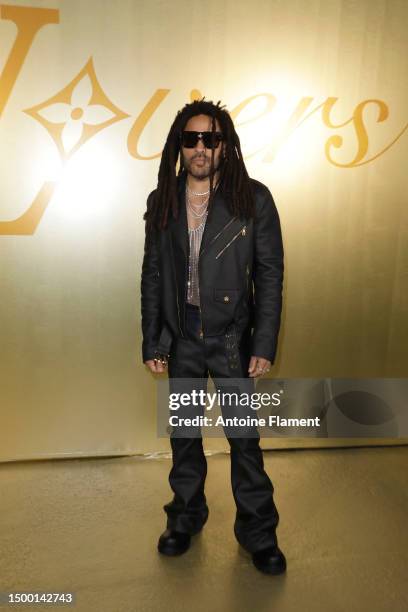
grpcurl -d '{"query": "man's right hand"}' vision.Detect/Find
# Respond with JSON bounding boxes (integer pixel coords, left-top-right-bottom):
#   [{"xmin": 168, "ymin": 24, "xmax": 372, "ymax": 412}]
[{"xmin": 144, "ymin": 358, "xmax": 168, "ymax": 373}]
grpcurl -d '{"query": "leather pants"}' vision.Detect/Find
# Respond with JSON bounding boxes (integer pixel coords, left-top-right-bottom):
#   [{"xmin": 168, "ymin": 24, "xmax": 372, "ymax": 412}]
[{"xmin": 164, "ymin": 302, "xmax": 280, "ymax": 554}]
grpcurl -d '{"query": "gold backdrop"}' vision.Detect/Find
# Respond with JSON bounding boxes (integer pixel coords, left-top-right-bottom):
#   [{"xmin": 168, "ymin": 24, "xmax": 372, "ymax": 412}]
[{"xmin": 0, "ymin": 0, "xmax": 407, "ymax": 461}]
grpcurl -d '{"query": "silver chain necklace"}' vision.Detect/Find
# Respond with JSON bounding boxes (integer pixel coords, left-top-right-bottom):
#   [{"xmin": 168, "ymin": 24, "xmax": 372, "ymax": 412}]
[
  {"xmin": 186, "ymin": 184, "xmax": 210, "ymax": 197},
  {"xmin": 188, "ymin": 214, "xmax": 208, "ymax": 232},
  {"xmin": 187, "ymin": 200, "xmax": 209, "ymax": 218},
  {"xmin": 186, "ymin": 187, "xmax": 209, "ymax": 218}
]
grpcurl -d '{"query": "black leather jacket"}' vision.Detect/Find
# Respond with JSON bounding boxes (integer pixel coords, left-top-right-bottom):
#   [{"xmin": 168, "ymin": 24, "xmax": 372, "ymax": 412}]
[{"xmin": 141, "ymin": 172, "xmax": 284, "ymax": 364}]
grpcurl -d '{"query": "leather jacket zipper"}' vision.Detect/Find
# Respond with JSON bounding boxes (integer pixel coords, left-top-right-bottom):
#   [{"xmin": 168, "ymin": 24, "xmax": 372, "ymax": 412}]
[
  {"xmin": 215, "ymin": 225, "xmax": 246, "ymax": 259},
  {"xmin": 199, "ymin": 217, "xmax": 236, "ymax": 259},
  {"xmin": 198, "ymin": 304, "xmax": 204, "ymax": 339},
  {"xmin": 170, "ymin": 234, "xmax": 185, "ymax": 338},
  {"xmin": 198, "ymin": 257, "xmax": 204, "ymax": 339}
]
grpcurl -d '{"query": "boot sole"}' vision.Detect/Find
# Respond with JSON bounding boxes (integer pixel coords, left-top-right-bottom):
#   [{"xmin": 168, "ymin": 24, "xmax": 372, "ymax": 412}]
[
  {"xmin": 252, "ymin": 559, "xmax": 287, "ymax": 575},
  {"xmin": 158, "ymin": 543, "xmax": 190, "ymax": 556}
]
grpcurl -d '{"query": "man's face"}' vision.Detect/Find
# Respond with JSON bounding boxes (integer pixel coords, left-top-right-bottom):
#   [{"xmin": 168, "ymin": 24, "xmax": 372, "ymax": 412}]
[{"xmin": 181, "ymin": 114, "xmax": 224, "ymax": 180}]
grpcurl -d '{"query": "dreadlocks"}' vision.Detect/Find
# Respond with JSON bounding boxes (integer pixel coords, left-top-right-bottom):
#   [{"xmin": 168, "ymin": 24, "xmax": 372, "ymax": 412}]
[{"xmin": 143, "ymin": 99, "xmax": 255, "ymax": 235}]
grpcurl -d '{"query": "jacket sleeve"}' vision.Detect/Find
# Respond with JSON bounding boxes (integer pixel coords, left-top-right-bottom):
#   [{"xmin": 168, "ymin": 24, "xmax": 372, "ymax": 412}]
[
  {"xmin": 140, "ymin": 192, "xmax": 161, "ymax": 362},
  {"xmin": 250, "ymin": 185, "xmax": 284, "ymax": 363}
]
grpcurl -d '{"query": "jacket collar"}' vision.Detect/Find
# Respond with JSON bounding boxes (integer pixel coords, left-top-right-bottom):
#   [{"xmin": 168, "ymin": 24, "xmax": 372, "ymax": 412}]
[{"xmin": 170, "ymin": 171, "xmax": 237, "ymax": 260}]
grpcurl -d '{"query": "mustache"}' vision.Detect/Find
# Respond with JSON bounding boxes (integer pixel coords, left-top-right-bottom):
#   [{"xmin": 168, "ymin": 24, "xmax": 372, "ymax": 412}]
[{"xmin": 191, "ymin": 153, "xmax": 210, "ymax": 160}]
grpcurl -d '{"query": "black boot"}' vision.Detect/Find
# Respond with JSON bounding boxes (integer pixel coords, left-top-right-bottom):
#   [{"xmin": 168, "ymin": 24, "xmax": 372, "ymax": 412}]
[
  {"xmin": 252, "ymin": 545, "xmax": 287, "ymax": 575},
  {"xmin": 158, "ymin": 529, "xmax": 191, "ymax": 556}
]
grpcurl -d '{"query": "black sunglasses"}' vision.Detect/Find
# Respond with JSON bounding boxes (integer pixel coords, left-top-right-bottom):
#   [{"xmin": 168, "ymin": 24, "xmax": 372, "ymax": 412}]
[{"xmin": 181, "ymin": 131, "xmax": 223, "ymax": 149}]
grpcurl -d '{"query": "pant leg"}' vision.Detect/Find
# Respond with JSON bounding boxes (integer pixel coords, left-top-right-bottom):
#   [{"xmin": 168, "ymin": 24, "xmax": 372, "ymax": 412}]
[
  {"xmin": 163, "ymin": 304, "xmax": 209, "ymax": 535},
  {"xmin": 206, "ymin": 326, "xmax": 280, "ymax": 553}
]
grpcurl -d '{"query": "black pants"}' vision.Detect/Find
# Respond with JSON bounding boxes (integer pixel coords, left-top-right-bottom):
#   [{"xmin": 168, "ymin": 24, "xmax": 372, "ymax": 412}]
[{"xmin": 164, "ymin": 302, "xmax": 280, "ymax": 554}]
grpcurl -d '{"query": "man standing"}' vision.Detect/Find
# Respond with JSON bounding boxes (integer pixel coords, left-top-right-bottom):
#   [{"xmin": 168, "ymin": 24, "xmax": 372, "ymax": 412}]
[{"xmin": 141, "ymin": 100, "xmax": 286, "ymax": 575}]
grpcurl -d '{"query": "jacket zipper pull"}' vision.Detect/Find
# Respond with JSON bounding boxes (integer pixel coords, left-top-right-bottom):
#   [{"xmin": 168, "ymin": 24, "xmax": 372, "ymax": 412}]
[{"xmin": 215, "ymin": 224, "xmax": 247, "ymax": 259}]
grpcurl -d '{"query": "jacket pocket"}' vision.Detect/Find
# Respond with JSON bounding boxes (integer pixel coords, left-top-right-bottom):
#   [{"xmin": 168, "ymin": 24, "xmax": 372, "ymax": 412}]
[{"xmin": 215, "ymin": 225, "xmax": 247, "ymax": 259}]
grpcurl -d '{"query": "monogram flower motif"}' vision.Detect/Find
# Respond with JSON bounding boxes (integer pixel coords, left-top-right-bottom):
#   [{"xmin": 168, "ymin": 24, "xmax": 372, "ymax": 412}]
[{"xmin": 24, "ymin": 58, "xmax": 129, "ymax": 160}]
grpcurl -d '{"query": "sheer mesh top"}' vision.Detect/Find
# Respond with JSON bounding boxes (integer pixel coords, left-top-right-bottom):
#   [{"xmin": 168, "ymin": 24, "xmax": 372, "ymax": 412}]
[{"xmin": 187, "ymin": 216, "xmax": 207, "ymax": 306}]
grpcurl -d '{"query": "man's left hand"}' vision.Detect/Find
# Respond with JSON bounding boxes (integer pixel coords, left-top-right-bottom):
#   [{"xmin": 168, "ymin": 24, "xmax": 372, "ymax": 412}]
[{"xmin": 248, "ymin": 356, "xmax": 271, "ymax": 377}]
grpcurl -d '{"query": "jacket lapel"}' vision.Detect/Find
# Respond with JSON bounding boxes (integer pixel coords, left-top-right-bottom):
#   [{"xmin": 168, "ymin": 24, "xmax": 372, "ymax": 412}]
[{"xmin": 199, "ymin": 187, "xmax": 237, "ymax": 257}]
